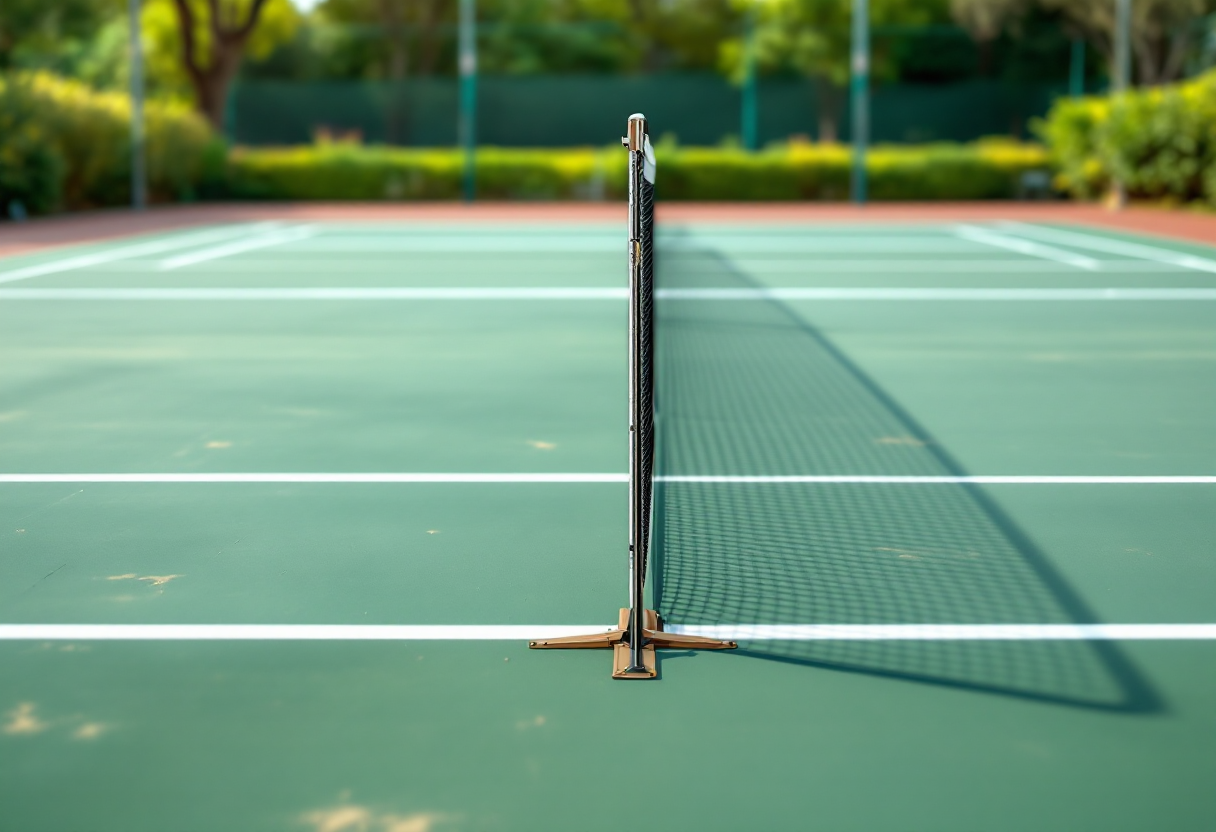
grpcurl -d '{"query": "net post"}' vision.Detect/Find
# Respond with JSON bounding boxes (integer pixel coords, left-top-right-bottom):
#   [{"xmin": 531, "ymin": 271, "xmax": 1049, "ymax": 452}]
[
  {"xmin": 525, "ymin": 112, "xmax": 736, "ymax": 679},
  {"xmin": 624, "ymin": 112, "xmax": 651, "ymax": 677}
]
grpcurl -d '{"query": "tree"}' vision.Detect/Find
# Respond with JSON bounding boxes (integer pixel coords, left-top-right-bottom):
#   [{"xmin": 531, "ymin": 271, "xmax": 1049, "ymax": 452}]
[
  {"xmin": 950, "ymin": 0, "xmax": 1216, "ymax": 85},
  {"xmin": 0, "ymin": 0, "xmax": 121, "ymax": 70},
  {"xmin": 721, "ymin": 0, "xmax": 936, "ymax": 143},
  {"xmin": 318, "ymin": 0, "xmax": 452, "ymax": 79},
  {"xmin": 142, "ymin": 0, "xmax": 299, "ymax": 128},
  {"xmin": 1043, "ymin": 0, "xmax": 1215, "ymax": 84}
]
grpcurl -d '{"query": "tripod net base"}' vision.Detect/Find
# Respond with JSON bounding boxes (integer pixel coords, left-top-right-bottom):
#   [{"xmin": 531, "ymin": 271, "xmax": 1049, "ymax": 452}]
[{"xmin": 528, "ymin": 609, "xmax": 737, "ymax": 680}]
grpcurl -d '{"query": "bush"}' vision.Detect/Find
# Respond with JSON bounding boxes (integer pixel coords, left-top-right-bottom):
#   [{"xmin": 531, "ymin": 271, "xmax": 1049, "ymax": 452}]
[
  {"xmin": 1036, "ymin": 69, "xmax": 1216, "ymax": 205},
  {"xmin": 224, "ymin": 139, "xmax": 1049, "ymax": 202},
  {"xmin": 0, "ymin": 72, "xmax": 215, "ymax": 213},
  {"xmin": 0, "ymin": 82, "xmax": 65, "ymax": 216}
]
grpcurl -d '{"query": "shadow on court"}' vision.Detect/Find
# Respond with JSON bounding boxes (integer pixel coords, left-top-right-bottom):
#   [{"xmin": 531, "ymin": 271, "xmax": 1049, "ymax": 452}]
[{"xmin": 650, "ymin": 242, "xmax": 1162, "ymax": 714}]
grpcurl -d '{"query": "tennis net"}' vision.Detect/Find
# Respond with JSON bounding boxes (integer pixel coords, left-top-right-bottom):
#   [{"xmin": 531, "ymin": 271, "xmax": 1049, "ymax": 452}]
[{"xmin": 649, "ymin": 232, "xmax": 1159, "ymax": 711}]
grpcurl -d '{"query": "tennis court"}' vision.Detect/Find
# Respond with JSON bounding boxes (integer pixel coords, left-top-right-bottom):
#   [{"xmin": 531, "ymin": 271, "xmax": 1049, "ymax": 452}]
[{"xmin": 2, "ymin": 209, "xmax": 1215, "ymax": 831}]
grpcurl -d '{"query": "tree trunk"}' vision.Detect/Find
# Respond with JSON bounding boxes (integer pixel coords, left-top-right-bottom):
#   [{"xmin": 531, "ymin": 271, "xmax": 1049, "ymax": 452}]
[
  {"xmin": 172, "ymin": 0, "xmax": 269, "ymax": 132},
  {"xmin": 193, "ymin": 50, "xmax": 243, "ymax": 132}
]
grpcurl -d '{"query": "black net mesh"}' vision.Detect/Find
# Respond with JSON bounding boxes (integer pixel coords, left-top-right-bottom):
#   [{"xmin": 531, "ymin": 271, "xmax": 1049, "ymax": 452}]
[
  {"xmin": 651, "ymin": 242, "xmax": 1158, "ymax": 712},
  {"xmin": 635, "ymin": 151, "xmax": 657, "ymax": 584}
]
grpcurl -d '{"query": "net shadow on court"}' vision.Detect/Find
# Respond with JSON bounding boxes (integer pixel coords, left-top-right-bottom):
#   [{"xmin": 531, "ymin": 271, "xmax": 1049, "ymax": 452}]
[{"xmin": 651, "ymin": 242, "xmax": 1162, "ymax": 713}]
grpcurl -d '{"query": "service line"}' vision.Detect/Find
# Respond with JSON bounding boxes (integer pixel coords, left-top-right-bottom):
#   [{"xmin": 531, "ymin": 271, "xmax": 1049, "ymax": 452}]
[
  {"xmin": 2, "ymin": 474, "xmax": 1214, "ymax": 484},
  {"xmin": 1, "ymin": 624, "xmax": 1213, "ymax": 641},
  {"xmin": 0, "ymin": 223, "xmax": 283, "ymax": 285},
  {"xmin": 4, "ymin": 288, "xmax": 1216, "ymax": 301}
]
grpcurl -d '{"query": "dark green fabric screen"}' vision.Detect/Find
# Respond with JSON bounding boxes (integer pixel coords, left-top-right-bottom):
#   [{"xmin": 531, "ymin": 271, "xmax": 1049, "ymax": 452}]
[{"xmin": 229, "ymin": 75, "xmax": 1062, "ymax": 147}]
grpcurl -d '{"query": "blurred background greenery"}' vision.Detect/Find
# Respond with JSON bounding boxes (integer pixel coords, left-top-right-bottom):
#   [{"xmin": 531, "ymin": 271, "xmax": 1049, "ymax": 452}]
[{"xmin": 1, "ymin": 0, "xmax": 1215, "ymax": 212}]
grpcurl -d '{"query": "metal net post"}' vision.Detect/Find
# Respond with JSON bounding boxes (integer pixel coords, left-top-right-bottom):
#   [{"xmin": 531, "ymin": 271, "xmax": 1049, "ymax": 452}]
[{"xmin": 625, "ymin": 113, "xmax": 656, "ymax": 675}]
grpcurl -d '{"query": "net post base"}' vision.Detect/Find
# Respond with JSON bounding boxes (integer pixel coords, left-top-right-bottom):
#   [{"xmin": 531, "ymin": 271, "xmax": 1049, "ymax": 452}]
[
  {"xmin": 528, "ymin": 609, "xmax": 736, "ymax": 679},
  {"xmin": 612, "ymin": 642, "xmax": 656, "ymax": 679}
]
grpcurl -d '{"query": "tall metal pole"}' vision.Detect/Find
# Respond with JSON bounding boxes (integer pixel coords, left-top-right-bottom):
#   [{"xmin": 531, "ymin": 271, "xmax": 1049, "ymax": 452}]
[
  {"xmin": 459, "ymin": 0, "xmax": 477, "ymax": 202},
  {"xmin": 850, "ymin": 0, "xmax": 869, "ymax": 206},
  {"xmin": 1069, "ymin": 37, "xmax": 1086, "ymax": 98},
  {"xmin": 741, "ymin": 7, "xmax": 758, "ymax": 151},
  {"xmin": 1111, "ymin": 0, "xmax": 1131, "ymax": 209},
  {"xmin": 129, "ymin": 0, "xmax": 146, "ymax": 210},
  {"xmin": 1113, "ymin": 0, "xmax": 1131, "ymax": 93}
]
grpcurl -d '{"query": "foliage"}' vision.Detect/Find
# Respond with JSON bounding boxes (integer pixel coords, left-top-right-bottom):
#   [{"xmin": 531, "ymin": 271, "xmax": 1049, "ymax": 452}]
[
  {"xmin": 0, "ymin": 0, "xmax": 121, "ymax": 69},
  {"xmin": 142, "ymin": 0, "xmax": 299, "ymax": 125},
  {"xmin": 0, "ymin": 71, "xmax": 216, "ymax": 213},
  {"xmin": 718, "ymin": 0, "xmax": 944, "ymax": 141},
  {"xmin": 221, "ymin": 138, "xmax": 1048, "ymax": 201},
  {"xmin": 1036, "ymin": 68, "xmax": 1216, "ymax": 203},
  {"xmin": 0, "ymin": 76, "xmax": 64, "ymax": 214},
  {"xmin": 956, "ymin": 0, "xmax": 1216, "ymax": 84}
]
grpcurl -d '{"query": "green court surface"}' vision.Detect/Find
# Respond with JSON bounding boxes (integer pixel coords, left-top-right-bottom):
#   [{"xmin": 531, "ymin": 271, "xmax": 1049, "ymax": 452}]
[{"xmin": 2, "ymin": 219, "xmax": 1215, "ymax": 832}]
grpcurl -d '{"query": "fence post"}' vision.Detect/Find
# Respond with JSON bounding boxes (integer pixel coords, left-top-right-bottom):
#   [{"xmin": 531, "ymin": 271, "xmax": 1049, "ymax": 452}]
[
  {"xmin": 1069, "ymin": 38, "xmax": 1085, "ymax": 97},
  {"xmin": 850, "ymin": 0, "xmax": 869, "ymax": 205},
  {"xmin": 459, "ymin": 0, "xmax": 477, "ymax": 202},
  {"xmin": 741, "ymin": 7, "xmax": 758, "ymax": 151},
  {"xmin": 1110, "ymin": 0, "xmax": 1131, "ymax": 209}
]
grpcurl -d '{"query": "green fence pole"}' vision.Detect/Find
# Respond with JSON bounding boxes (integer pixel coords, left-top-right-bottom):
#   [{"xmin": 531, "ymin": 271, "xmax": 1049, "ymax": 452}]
[
  {"xmin": 1069, "ymin": 37, "xmax": 1085, "ymax": 97},
  {"xmin": 741, "ymin": 7, "xmax": 758, "ymax": 151},
  {"xmin": 850, "ymin": 0, "xmax": 869, "ymax": 205},
  {"xmin": 459, "ymin": 0, "xmax": 477, "ymax": 202},
  {"xmin": 1111, "ymin": 0, "xmax": 1130, "ymax": 209},
  {"xmin": 128, "ymin": 0, "xmax": 145, "ymax": 210}
]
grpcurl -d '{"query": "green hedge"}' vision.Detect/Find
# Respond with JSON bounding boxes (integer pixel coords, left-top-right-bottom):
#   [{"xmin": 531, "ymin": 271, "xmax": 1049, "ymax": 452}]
[
  {"xmin": 226, "ymin": 139, "xmax": 1050, "ymax": 202},
  {"xmin": 0, "ymin": 72, "xmax": 217, "ymax": 215},
  {"xmin": 1036, "ymin": 69, "xmax": 1216, "ymax": 205}
]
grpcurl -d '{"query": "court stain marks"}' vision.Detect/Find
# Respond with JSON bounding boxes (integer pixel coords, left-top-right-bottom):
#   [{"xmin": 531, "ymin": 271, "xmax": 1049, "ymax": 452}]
[
  {"xmin": 3, "ymin": 702, "xmax": 46, "ymax": 735},
  {"xmin": 300, "ymin": 803, "xmax": 453, "ymax": 832},
  {"xmin": 3, "ymin": 701, "xmax": 109, "ymax": 741},
  {"xmin": 106, "ymin": 574, "xmax": 184, "ymax": 587}
]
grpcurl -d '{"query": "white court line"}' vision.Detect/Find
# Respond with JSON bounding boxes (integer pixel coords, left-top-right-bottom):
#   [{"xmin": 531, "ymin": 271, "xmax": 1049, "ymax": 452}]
[
  {"xmin": 729, "ymin": 259, "xmax": 1189, "ymax": 273},
  {"xmin": 1, "ymin": 474, "xmax": 1213, "ymax": 484},
  {"xmin": 997, "ymin": 222, "xmax": 1216, "ymax": 274},
  {"xmin": 659, "ymin": 288, "xmax": 1216, "ymax": 301},
  {"xmin": 5, "ymin": 287, "xmax": 1216, "ymax": 302},
  {"xmin": 0, "ymin": 287, "xmax": 629, "ymax": 301},
  {"xmin": 658, "ymin": 475, "xmax": 1216, "ymax": 484},
  {"xmin": 283, "ymin": 236, "xmax": 982, "ymax": 254},
  {"xmin": 159, "ymin": 226, "xmax": 318, "ymax": 270},
  {"xmin": 0, "ymin": 624, "xmax": 1213, "ymax": 641},
  {"xmin": 668, "ymin": 624, "xmax": 1216, "ymax": 641},
  {"xmin": 954, "ymin": 225, "xmax": 1101, "ymax": 270},
  {"xmin": 0, "ymin": 473, "xmax": 628, "ymax": 483},
  {"xmin": 0, "ymin": 224, "xmax": 282, "ymax": 285}
]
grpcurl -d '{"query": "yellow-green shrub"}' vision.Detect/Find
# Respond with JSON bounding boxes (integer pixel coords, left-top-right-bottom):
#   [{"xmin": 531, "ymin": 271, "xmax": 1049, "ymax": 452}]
[
  {"xmin": 1036, "ymin": 69, "xmax": 1216, "ymax": 204},
  {"xmin": 0, "ymin": 72, "xmax": 215, "ymax": 213},
  {"xmin": 225, "ymin": 140, "xmax": 1049, "ymax": 201}
]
